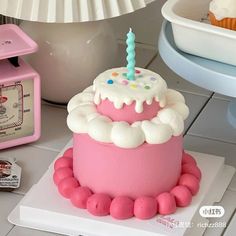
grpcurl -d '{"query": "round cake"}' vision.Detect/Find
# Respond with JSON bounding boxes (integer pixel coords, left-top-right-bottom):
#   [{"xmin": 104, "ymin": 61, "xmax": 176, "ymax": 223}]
[
  {"xmin": 209, "ymin": 0, "xmax": 236, "ymax": 30},
  {"xmin": 54, "ymin": 67, "xmax": 201, "ymax": 220}
]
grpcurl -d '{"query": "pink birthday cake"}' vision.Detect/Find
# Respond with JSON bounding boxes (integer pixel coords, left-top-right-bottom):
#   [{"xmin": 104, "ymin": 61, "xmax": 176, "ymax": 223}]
[{"xmin": 53, "ymin": 67, "xmax": 202, "ymax": 220}]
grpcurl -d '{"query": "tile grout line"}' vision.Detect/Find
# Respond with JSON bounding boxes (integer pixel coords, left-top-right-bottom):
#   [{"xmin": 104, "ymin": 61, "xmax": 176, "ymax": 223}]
[
  {"xmin": 186, "ymin": 133, "xmax": 236, "ymax": 146},
  {"xmin": 5, "ymin": 225, "xmax": 15, "ymax": 236},
  {"xmin": 184, "ymin": 92, "xmax": 215, "ymax": 136},
  {"xmin": 220, "ymin": 208, "xmax": 236, "ymax": 236},
  {"xmin": 145, "ymin": 53, "xmax": 158, "ymax": 69}
]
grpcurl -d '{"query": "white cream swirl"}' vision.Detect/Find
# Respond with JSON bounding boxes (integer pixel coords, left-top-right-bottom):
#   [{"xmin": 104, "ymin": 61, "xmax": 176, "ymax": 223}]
[
  {"xmin": 67, "ymin": 87, "xmax": 189, "ymax": 148},
  {"xmin": 209, "ymin": 0, "xmax": 236, "ymax": 20}
]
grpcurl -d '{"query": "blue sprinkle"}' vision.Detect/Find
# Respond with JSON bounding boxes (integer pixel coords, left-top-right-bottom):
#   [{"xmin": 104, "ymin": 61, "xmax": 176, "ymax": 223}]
[{"xmin": 107, "ymin": 79, "xmax": 114, "ymax": 84}]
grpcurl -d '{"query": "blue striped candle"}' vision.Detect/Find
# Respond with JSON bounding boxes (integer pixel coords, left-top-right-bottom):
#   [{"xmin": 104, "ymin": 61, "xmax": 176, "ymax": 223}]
[{"xmin": 126, "ymin": 28, "xmax": 136, "ymax": 81}]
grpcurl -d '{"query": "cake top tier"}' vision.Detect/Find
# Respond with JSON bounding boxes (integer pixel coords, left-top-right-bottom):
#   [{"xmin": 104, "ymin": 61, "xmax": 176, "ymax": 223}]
[
  {"xmin": 93, "ymin": 67, "xmax": 167, "ymax": 113},
  {"xmin": 67, "ymin": 67, "xmax": 189, "ymax": 148}
]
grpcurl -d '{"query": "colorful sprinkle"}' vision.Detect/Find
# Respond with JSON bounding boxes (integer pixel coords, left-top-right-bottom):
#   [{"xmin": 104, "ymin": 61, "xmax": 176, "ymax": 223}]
[
  {"xmin": 138, "ymin": 75, "xmax": 143, "ymax": 78},
  {"xmin": 135, "ymin": 69, "xmax": 141, "ymax": 74},
  {"xmin": 130, "ymin": 84, "xmax": 137, "ymax": 89},
  {"xmin": 150, "ymin": 77, "xmax": 157, "ymax": 81},
  {"xmin": 145, "ymin": 85, "xmax": 150, "ymax": 90},
  {"xmin": 107, "ymin": 79, "xmax": 114, "ymax": 84},
  {"xmin": 122, "ymin": 80, "xmax": 129, "ymax": 85},
  {"xmin": 122, "ymin": 73, "xmax": 127, "ymax": 77},
  {"xmin": 112, "ymin": 72, "xmax": 119, "ymax": 77}
]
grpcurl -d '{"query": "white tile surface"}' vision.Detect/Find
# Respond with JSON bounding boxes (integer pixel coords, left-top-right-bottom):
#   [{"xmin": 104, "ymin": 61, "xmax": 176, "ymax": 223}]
[
  {"xmin": 184, "ymin": 134, "xmax": 236, "ymax": 191},
  {"xmin": 148, "ymin": 55, "xmax": 212, "ymax": 96},
  {"xmin": 0, "ymin": 193, "xmax": 22, "ymax": 236},
  {"xmin": 204, "ymin": 190, "xmax": 236, "ymax": 236},
  {"xmin": 0, "ymin": 146, "xmax": 58, "ymax": 195},
  {"xmin": 224, "ymin": 211, "xmax": 236, "ymax": 236},
  {"xmin": 108, "ymin": 0, "xmax": 165, "ymax": 46},
  {"xmin": 182, "ymin": 92, "xmax": 209, "ymax": 133},
  {"xmin": 7, "ymin": 227, "xmax": 60, "ymax": 236},
  {"xmin": 213, "ymin": 93, "xmax": 231, "ymax": 101},
  {"xmin": 188, "ymin": 99, "xmax": 236, "ymax": 144},
  {"xmin": 31, "ymin": 104, "xmax": 71, "ymax": 152}
]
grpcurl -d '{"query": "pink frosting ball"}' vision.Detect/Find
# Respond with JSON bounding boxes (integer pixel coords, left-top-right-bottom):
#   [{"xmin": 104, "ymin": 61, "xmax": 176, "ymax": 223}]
[
  {"xmin": 70, "ymin": 187, "xmax": 93, "ymax": 209},
  {"xmin": 156, "ymin": 192, "xmax": 176, "ymax": 215},
  {"xmin": 170, "ymin": 186, "xmax": 192, "ymax": 207},
  {"xmin": 182, "ymin": 152, "xmax": 197, "ymax": 166},
  {"xmin": 58, "ymin": 177, "xmax": 79, "ymax": 199},
  {"xmin": 54, "ymin": 157, "xmax": 73, "ymax": 170},
  {"xmin": 182, "ymin": 163, "xmax": 202, "ymax": 180},
  {"xmin": 63, "ymin": 148, "xmax": 73, "ymax": 158},
  {"xmin": 134, "ymin": 197, "xmax": 158, "ymax": 220},
  {"xmin": 179, "ymin": 174, "xmax": 200, "ymax": 195},
  {"xmin": 110, "ymin": 196, "xmax": 134, "ymax": 220},
  {"xmin": 87, "ymin": 193, "xmax": 112, "ymax": 216},
  {"xmin": 53, "ymin": 167, "xmax": 73, "ymax": 185}
]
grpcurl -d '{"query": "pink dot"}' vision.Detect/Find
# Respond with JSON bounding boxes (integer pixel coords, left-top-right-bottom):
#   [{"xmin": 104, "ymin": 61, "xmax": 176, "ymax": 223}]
[
  {"xmin": 156, "ymin": 192, "xmax": 176, "ymax": 215},
  {"xmin": 182, "ymin": 152, "xmax": 197, "ymax": 165},
  {"xmin": 135, "ymin": 69, "xmax": 141, "ymax": 74},
  {"xmin": 53, "ymin": 167, "xmax": 73, "ymax": 185},
  {"xmin": 179, "ymin": 174, "xmax": 200, "ymax": 195},
  {"xmin": 171, "ymin": 185, "xmax": 192, "ymax": 207},
  {"xmin": 134, "ymin": 197, "xmax": 158, "ymax": 220},
  {"xmin": 54, "ymin": 157, "xmax": 73, "ymax": 170},
  {"xmin": 122, "ymin": 80, "xmax": 128, "ymax": 85},
  {"xmin": 110, "ymin": 196, "xmax": 134, "ymax": 220},
  {"xmin": 182, "ymin": 163, "xmax": 202, "ymax": 180},
  {"xmin": 87, "ymin": 193, "xmax": 111, "ymax": 216},
  {"xmin": 70, "ymin": 186, "xmax": 93, "ymax": 209},
  {"xmin": 63, "ymin": 148, "xmax": 73, "ymax": 158},
  {"xmin": 58, "ymin": 177, "xmax": 79, "ymax": 199}
]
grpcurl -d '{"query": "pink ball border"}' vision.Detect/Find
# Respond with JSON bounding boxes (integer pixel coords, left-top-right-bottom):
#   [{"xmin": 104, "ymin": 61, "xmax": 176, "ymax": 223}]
[{"xmin": 53, "ymin": 148, "xmax": 201, "ymax": 220}]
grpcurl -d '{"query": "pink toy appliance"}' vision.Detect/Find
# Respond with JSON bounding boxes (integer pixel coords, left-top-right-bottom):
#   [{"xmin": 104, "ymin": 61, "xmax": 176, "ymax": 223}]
[{"xmin": 0, "ymin": 24, "xmax": 40, "ymax": 149}]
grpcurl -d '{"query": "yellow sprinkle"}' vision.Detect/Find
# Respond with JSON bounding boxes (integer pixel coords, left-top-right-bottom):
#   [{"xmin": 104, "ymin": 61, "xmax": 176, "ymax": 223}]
[{"xmin": 130, "ymin": 84, "xmax": 137, "ymax": 89}]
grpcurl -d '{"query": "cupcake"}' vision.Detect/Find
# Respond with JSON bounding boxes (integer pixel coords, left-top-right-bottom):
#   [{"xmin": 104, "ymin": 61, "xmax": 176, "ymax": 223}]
[{"xmin": 209, "ymin": 0, "xmax": 236, "ymax": 31}]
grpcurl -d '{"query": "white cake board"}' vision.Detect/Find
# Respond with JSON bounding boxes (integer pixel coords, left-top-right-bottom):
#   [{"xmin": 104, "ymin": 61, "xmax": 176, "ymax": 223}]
[{"xmin": 8, "ymin": 140, "xmax": 235, "ymax": 236}]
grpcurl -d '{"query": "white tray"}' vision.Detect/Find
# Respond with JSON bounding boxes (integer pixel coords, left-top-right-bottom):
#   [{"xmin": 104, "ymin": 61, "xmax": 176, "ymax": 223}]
[
  {"xmin": 161, "ymin": 0, "xmax": 236, "ymax": 66},
  {"xmin": 8, "ymin": 140, "xmax": 236, "ymax": 236}
]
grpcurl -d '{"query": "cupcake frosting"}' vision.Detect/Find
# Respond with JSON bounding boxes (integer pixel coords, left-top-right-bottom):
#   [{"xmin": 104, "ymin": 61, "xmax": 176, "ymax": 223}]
[{"xmin": 209, "ymin": 0, "xmax": 236, "ymax": 20}]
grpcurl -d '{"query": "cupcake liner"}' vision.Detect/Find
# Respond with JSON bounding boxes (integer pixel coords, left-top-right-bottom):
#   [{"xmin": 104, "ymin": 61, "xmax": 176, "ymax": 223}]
[
  {"xmin": 209, "ymin": 11, "xmax": 236, "ymax": 31},
  {"xmin": 0, "ymin": 0, "xmax": 155, "ymax": 23}
]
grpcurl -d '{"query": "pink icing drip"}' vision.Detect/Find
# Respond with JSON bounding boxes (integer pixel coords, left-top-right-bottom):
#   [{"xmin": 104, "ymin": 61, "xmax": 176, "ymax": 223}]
[{"xmin": 96, "ymin": 99, "xmax": 161, "ymax": 123}]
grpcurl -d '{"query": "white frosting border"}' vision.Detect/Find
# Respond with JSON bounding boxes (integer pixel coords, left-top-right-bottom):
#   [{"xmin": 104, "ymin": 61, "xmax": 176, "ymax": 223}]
[
  {"xmin": 210, "ymin": 0, "xmax": 236, "ymax": 20},
  {"xmin": 67, "ymin": 87, "xmax": 189, "ymax": 149}
]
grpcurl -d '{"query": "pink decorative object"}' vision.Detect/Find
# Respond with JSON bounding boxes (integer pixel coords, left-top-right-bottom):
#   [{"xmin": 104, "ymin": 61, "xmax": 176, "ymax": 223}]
[
  {"xmin": 54, "ymin": 157, "xmax": 73, "ymax": 170},
  {"xmin": 53, "ymin": 150, "xmax": 201, "ymax": 220},
  {"xmin": 134, "ymin": 197, "xmax": 158, "ymax": 220},
  {"xmin": 58, "ymin": 177, "xmax": 79, "ymax": 199},
  {"xmin": 87, "ymin": 193, "xmax": 112, "ymax": 216},
  {"xmin": 179, "ymin": 174, "xmax": 200, "ymax": 195},
  {"xmin": 182, "ymin": 163, "xmax": 202, "ymax": 180},
  {"xmin": 110, "ymin": 196, "xmax": 134, "ymax": 220},
  {"xmin": 73, "ymin": 134, "xmax": 182, "ymax": 198},
  {"xmin": 182, "ymin": 152, "xmax": 197, "ymax": 165},
  {"xmin": 171, "ymin": 185, "xmax": 192, "ymax": 207},
  {"xmin": 53, "ymin": 167, "xmax": 73, "ymax": 185},
  {"xmin": 63, "ymin": 148, "xmax": 73, "ymax": 158},
  {"xmin": 0, "ymin": 24, "xmax": 40, "ymax": 150},
  {"xmin": 156, "ymin": 192, "xmax": 176, "ymax": 215},
  {"xmin": 96, "ymin": 98, "xmax": 161, "ymax": 123},
  {"xmin": 70, "ymin": 187, "xmax": 92, "ymax": 209}
]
